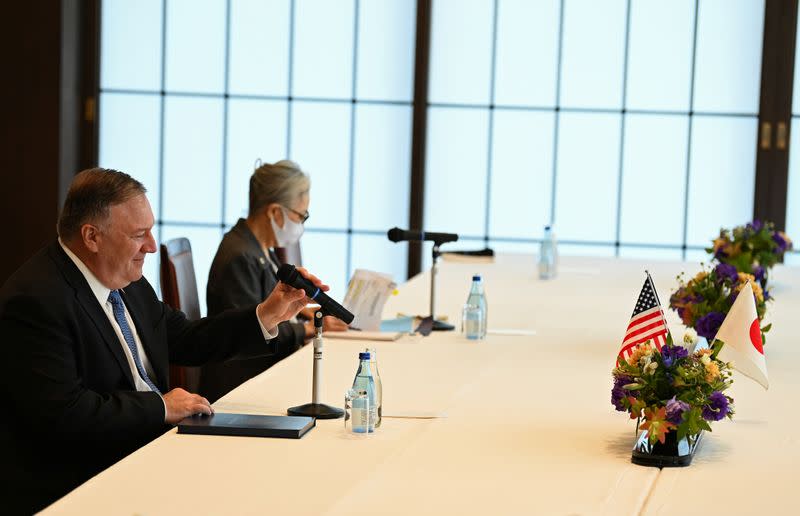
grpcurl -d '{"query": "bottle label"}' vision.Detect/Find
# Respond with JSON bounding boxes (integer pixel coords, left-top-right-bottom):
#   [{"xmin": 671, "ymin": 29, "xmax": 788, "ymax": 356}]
[{"xmin": 351, "ymin": 407, "xmax": 369, "ymax": 433}]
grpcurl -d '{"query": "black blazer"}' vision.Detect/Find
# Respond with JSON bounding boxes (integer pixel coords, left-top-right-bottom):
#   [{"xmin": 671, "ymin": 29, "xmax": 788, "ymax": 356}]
[
  {"xmin": 0, "ymin": 241, "xmax": 276, "ymax": 514},
  {"xmin": 201, "ymin": 218, "xmax": 306, "ymax": 402}
]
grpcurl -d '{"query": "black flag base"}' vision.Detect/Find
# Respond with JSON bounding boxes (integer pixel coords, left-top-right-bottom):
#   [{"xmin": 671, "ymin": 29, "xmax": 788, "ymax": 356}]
[
  {"xmin": 431, "ymin": 320, "xmax": 455, "ymax": 331},
  {"xmin": 288, "ymin": 402, "xmax": 344, "ymax": 420},
  {"xmin": 631, "ymin": 429, "xmax": 702, "ymax": 467},
  {"xmin": 414, "ymin": 316, "xmax": 455, "ymax": 336}
]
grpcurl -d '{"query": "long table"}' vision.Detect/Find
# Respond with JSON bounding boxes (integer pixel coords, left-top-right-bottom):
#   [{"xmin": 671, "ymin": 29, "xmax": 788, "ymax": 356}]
[{"xmin": 42, "ymin": 255, "xmax": 800, "ymax": 515}]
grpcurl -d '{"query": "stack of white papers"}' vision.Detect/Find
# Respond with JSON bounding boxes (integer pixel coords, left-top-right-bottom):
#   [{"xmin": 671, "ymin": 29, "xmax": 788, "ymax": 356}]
[{"xmin": 342, "ymin": 269, "xmax": 397, "ymax": 331}]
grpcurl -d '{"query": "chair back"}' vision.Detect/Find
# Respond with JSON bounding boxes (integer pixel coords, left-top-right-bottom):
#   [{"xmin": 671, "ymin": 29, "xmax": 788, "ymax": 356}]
[
  {"xmin": 160, "ymin": 238, "xmax": 200, "ymax": 320},
  {"xmin": 159, "ymin": 237, "xmax": 201, "ymax": 391}
]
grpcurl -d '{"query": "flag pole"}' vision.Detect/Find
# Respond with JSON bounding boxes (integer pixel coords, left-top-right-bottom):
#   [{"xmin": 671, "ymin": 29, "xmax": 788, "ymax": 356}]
[{"xmin": 645, "ymin": 270, "xmax": 673, "ymax": 346}]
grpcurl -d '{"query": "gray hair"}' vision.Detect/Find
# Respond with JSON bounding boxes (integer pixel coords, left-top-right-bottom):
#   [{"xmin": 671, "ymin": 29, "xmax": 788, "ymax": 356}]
[
  {"xmin": 249, "ymin": 159, "xmax": 310, "ymax": 216},
  {"xmin": 57, "ymin": 168, "xmax": 147, "ymax": 241}
]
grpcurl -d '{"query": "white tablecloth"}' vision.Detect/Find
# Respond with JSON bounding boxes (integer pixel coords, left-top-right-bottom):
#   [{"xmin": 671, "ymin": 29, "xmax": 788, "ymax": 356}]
[{"xmin": 42, "ymin": 254, "xmax": 799, "ymax": 515}]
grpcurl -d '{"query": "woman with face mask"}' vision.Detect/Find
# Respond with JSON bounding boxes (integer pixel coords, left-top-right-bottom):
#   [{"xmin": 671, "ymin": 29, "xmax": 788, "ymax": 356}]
[{"xmin": 200, "ymin": 159, "xmax": 347, "ymax": 402}]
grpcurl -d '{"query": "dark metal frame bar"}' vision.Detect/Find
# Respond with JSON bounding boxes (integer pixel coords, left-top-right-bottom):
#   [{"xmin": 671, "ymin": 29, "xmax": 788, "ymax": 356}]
[
  {"xmin": 754, "ymin": 0, "xmax": 798, "ymax": 231},
  {"xmin": 407, "ymin": 0, "xmax": 432, "ymax": 277}
]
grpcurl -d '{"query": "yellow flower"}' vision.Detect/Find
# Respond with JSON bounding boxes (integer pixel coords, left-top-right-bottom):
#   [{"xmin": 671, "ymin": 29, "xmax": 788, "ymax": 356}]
[
  {"xmin": 695, "ymin": 349, "xmax": 713, "ymax": 365},
  {"xmin": 735, "ymin": 275, "xmax": 764, "ymax": 303},
  {"xmin": 627, "ymin": 342, "xmax": 655, "ymax": 366},
  {"xmin": 736, "ymin": 272, "xmax": 755, "ymax": 283},
  {"xmin": 705, "ymin": 362, "xmax": 720, "ymax": 381},
  {"xmin": 694, "ymin": 271, "xmax": 708, "ymax": 282},
  {"xmin": 751, "ymin": 282, "xmax": 765, "ymax": 303}
]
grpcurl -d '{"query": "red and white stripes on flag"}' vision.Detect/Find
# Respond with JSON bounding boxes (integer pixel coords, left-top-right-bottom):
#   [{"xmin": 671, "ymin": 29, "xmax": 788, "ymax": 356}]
[{"xmin": 618, "ymin": 276, "xmax": 669, "ymax": 362}]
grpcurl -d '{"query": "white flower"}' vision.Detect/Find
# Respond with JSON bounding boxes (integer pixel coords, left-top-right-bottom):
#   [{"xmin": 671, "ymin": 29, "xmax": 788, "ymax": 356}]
[
  {"xmin": 683, "ymin": 329, "xmax": 698, "ymax": 346},
  {"xmin": 646, "ymin": 362, "xmax": 658, "ymax": 374},
  {"xmin": 700, "ymin": 354, "xmax": 711, "ymax": 366}
]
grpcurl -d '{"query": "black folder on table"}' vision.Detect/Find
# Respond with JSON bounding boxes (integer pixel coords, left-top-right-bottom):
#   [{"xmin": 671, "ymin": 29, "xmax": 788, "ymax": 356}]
[{"xmin": 177, "ymin": 413, "xmax": 315, "ymax": 439}]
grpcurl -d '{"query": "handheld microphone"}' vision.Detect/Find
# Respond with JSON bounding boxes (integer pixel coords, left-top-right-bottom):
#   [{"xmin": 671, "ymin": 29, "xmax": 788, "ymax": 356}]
[
  {"xmin": 387, "ymin": 227, "xmax": 458, "ymax": 244},
  {"xmin": 276, "ymin": 264, "xmax": 355, "ymax": 324}
]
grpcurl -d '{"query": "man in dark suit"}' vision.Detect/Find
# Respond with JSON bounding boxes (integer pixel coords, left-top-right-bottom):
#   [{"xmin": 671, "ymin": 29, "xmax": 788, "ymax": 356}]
[{"xmin": 0, "ymin": 168, "xmax": 326, "ymax": 514}]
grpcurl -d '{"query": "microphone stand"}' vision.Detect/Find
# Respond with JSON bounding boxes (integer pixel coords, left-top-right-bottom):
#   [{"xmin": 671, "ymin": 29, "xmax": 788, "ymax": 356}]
[
  {"xmin": 287, "ymin": 310, "xmax": 344, "ymax": 419},
  {"xmin": 429, "ymin": 242, "xmax": 455, "ymax": 331}
]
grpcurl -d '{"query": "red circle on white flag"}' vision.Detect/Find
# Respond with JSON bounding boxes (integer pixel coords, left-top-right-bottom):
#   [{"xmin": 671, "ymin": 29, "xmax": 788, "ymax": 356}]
[{"xmin": 749, "ymin": 319, "xmax": 763, "ymax": 355}]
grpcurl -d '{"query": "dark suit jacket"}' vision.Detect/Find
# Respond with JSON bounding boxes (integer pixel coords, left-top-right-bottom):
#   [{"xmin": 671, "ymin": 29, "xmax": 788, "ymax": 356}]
[
  {"xmin": 201, "ymin": 219, "xmax": 306, "ymax": 402},
  {"xmin": 0, "ymin": 241, "xmax": 276, "ymax": 514}
]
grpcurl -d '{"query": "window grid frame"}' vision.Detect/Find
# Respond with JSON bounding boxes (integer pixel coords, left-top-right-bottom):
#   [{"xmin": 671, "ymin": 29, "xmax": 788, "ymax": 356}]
[
  {"xmin": 100, "ymin": 0, "xmax": 414, "ymax": 293},
  {"xmin": 426, "ymin": 0, "xmax": 760, "ymax": 260},
  {"xmin": 99, "ymin": 0, "xmax": 771, "ymax": 286}
]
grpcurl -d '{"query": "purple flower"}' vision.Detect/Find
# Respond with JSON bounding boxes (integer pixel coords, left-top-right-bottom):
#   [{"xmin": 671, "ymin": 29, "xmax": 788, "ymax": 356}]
[
  {"xmin": 661, "ymin": 344, "xmax": 688, "ymax": 368},
  {"xmin": 702, "ymin": 391, "xmax": 730, "ymax": 421},
  {"xmin": 752, "ymin": 265, "xmax": 765, "ymax": 283},
  {"xmin": 678, "ymin": 293, "xmax": 703, "ymax": 306},
  {"xmin": 695, "ymin": 311, "xmax": 725, "ymax": 341},
  {"xmin": 665, "ymin": 397, "xmax": 690, "ymax": 425},
  {"xmin": 611, "ymin": 375, "xmax": 633, "ymax": 411},
  {"xmin": 714, "ymin": 263, "xmax": 738, "ymax": 284},
  {"xmin": 714, "ymin": 247, "xmax": 728, "ymax": 259},
  {"xmin": 772, "ymin": 232, "xmax": 788, "ymax": 253},
  {"xmin": 764, "ymin": 289, "xmax": 771, "ymax": 301},
  {"xmin": 747, "ymin": 220, "xmax": 763, "ymax": 233}
]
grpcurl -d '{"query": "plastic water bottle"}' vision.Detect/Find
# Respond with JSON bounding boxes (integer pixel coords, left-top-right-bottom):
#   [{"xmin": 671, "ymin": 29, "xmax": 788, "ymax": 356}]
[
  {"xmin": 464, "ymin": 275, "xmax": 488, "ymax": 339},
  {"xmin": 365, "ymin": 348, "xmax": 382, "ymax": 427},
  {"xmin": 352, "ymin": 351, "xmax": 377, "ymax": 432},
  {"xmin": 539, "ymin": 225, "xmax": 558, "ymax": 280}
]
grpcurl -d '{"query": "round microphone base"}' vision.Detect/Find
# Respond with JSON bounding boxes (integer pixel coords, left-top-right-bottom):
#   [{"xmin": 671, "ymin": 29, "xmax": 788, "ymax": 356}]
[
  {"xmin": 431, "ymin": 319, "xmax": 455, "ymax": 331},
  {"xmin": 288, "ymin": 402, "xmax": 344, "ymax": 419}
]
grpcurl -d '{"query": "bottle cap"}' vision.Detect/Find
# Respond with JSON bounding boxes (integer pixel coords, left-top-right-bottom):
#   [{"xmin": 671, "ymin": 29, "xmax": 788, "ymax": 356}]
[
  {"xmin": 472, "ymin": 274, "xmax": 481, "ymax": 281},
  {"xmin": 359, "ymin": 352, "xmax": 371, "ymax": 360}
]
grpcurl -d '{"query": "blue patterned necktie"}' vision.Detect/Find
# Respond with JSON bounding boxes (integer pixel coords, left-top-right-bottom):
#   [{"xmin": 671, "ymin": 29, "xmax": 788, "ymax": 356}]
[{"xmin": 108, "ymin": 290, "xmax": 161, "ymax": 394}]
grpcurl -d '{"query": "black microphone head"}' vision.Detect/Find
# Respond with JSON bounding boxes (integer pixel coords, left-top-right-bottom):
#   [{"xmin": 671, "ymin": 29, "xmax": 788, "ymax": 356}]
[
  {"xmin": 387, "ymin": 227, "xmax": 404, "ymax": 243},
  {"xmin": 276, "ymin": 263, "xmax": 298, "ymax": 285}
]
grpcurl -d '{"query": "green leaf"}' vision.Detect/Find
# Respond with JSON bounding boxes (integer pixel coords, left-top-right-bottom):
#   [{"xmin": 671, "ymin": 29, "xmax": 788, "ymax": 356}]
[{"xmin": 711, "ymin": 339, "xmax": 725, "ymax": 359}]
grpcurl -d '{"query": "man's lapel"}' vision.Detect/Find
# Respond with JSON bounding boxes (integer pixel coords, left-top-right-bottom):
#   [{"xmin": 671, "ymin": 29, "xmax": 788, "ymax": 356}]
[{"xmin": 50, "ymin": 243, "xmax": 136, "ymax": 389}]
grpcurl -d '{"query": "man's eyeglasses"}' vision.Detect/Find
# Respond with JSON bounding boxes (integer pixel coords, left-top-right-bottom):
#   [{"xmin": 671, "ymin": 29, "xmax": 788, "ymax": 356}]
[{"xmin": 284, "ymin": 206, "xmax": 310, "ymax": 224}]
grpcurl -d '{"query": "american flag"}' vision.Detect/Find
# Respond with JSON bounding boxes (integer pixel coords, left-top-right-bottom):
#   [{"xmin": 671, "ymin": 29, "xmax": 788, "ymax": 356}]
[{"xmin": 618, "ymin": 275, "xmax": 669, "ymax": 362}]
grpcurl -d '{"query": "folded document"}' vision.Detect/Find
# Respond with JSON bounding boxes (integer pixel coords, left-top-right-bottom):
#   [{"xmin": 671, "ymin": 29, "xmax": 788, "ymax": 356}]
[{"xmin": 324, "ymin": 330, "xmax": 403, "ymax": 341}]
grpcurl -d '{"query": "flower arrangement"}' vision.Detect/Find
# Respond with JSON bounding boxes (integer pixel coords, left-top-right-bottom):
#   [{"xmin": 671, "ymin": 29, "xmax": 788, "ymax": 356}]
[
  {"xmin": 709, "ymin": 220, "xmax": 793, "ymax": 288},
  {"xmin": 611, "ymin": 334, "xmax": 734, "ymax": 445},
  {"xmin": 669, "ymin": 263, "xmax": 770, "ymax": 343}
]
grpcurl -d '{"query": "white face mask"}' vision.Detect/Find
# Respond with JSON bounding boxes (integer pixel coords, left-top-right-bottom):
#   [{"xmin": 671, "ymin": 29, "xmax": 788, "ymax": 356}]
[{"xmin": 270, "ymin": 206, "xmax": 305, "ymax": 247}]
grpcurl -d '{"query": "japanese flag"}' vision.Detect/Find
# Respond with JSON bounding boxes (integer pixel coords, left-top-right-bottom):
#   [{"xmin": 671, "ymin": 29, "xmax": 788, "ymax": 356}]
[{"xmin": 714, "ymin": 281, "xmax": 769, "ymax": 390}]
